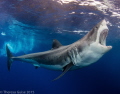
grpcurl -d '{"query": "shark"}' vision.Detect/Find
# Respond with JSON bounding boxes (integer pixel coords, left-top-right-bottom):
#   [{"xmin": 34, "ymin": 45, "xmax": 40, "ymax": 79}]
[{"xmin": 6, "ymin": 19, "xmax": 112, "ymax": 81}]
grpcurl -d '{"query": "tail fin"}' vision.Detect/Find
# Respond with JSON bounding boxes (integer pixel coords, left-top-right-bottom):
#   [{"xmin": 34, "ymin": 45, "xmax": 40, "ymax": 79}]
[{"xmin": 6, "ymin": 45, "xmax": 13, "ymax": 71}]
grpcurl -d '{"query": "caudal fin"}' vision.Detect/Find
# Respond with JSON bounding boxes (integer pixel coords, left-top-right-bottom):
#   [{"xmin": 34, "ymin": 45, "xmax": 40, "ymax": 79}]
[{"xmin": 6, "ymin": 45, "xmax": 13, "ymax": 71}]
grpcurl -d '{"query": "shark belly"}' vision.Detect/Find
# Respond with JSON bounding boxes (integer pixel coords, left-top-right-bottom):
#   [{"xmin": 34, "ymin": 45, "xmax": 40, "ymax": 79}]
[
  {"xmin": 40, "ymin": 64, "xmax": 63, "ymax": 71},
  {"xmin": 71, "ymin": 45, "xmax": 104, "ymax": 67}
]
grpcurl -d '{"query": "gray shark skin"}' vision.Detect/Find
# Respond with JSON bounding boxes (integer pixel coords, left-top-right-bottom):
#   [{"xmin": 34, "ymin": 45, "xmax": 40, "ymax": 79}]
[{"xmin": 6, "ymin": 19, "xmax": 112, "ymax": 81}]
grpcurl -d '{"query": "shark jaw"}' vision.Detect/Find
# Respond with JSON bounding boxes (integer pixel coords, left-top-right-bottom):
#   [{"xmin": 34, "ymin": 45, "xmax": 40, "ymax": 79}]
[
  {"xmin": 96, "ymin": 19, "xmax": 112, "ymax": 53},
  {"xmin": 99, "ymin": 29, "xmax": 112, "ymax": 51},
  {"xmin": 84, "ymin": 19, "xmax": 112, "ymax": 53},
  {"xmin": 72, "ymin": 19, "xmax": 112, "ymax": 67}
]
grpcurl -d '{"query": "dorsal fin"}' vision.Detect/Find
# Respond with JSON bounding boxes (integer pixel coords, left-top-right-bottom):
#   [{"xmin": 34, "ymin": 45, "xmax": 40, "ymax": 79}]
[{"xmin": 52, "ymin": 39, "xmax": 62, "ymax": 49}]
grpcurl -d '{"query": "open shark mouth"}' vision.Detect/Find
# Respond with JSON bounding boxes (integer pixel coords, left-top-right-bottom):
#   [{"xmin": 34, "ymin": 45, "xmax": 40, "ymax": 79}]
[
  {"xmin": 99, "ymin": 29, "xmax": 112, "ymax": 48},
  {"xmin": 99, "ymin": 29, "xmax": 108, "ymax": 46}
]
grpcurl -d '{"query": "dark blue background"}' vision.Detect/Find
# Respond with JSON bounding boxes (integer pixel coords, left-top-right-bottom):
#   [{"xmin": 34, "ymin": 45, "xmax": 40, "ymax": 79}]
[{"xmin": 0, "ymin": 0, "xmax": 120, "ymax": 94}]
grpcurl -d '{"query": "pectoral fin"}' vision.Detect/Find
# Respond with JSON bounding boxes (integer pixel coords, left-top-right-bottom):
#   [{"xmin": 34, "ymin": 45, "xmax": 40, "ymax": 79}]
[
  {"xmin": 52, "ymin": 62, "xmax": 73, "ymax": 81},
  {"xmin": 33, "ymin": 64, "xmax": 40, "ymax": 69}
]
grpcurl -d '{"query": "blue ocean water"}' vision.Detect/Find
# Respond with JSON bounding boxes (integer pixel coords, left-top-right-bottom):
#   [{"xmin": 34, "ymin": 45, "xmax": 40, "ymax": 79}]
[{"xmin": 0, "ymin": 0, "xmax": 120, "ymax": 94}]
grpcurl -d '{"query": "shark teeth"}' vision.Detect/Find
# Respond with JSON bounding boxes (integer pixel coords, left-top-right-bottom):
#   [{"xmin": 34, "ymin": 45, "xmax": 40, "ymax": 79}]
[
  {"xmin": 99, "ymin": 29, "xmax": 108, "ymax": 46},
  {"xmin": 101, "ymin": 45, "xmax": 112, "ymax": 49}
]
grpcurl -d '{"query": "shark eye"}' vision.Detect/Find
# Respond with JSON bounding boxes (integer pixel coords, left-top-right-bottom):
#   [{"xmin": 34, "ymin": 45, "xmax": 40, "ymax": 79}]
[{"xmin": 96, "ymin": 27, "xmax": 98, "ymax": 29}]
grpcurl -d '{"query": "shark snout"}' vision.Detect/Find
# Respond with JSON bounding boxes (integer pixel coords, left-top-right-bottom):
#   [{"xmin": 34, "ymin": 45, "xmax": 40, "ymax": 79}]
[{"xmin": 101, "ymin": 19, "xmax": 107, "ymax": 26}]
